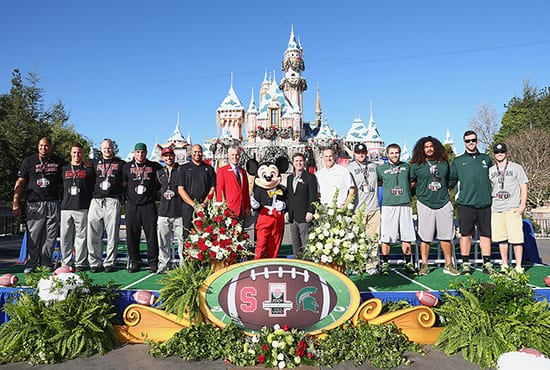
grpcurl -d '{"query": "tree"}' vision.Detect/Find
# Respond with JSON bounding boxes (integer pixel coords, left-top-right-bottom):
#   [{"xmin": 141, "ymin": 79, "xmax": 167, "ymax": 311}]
[
  {"xmin": 497, "ymin": 81, "xmax": 550, "ymax": 142},
  {"xmin": 505, "ymin": 128, "xmax": 550, "ymax": 207},
  {"xmin": 0, "ymin": 69, "xmax": 90, "ymax": 204},
  {"xmin": 469, "ymin": 103, "xmax": 500, "ymax": 153}
]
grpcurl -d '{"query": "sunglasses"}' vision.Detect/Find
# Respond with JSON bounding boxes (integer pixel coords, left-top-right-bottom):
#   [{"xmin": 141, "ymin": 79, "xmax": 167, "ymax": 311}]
[
  {"xmin": 493, "ymin": 151, "xmax": 506, "ymax": 154},
  {"xmin": 464, "ymin": 139, "xmax": 477, "ymax": 143}
]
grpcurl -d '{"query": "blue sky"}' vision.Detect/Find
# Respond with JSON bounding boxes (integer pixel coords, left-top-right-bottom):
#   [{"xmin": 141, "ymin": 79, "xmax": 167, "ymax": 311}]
[{"xmin": 1, "ymin": 0, "xmax": 549, "ymax": 157}]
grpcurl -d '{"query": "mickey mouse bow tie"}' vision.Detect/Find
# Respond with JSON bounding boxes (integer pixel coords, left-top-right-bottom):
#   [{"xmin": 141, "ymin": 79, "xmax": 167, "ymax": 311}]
[{"xmin": 267, "ymin": 189, "xmax": 283, "ymax": 198}]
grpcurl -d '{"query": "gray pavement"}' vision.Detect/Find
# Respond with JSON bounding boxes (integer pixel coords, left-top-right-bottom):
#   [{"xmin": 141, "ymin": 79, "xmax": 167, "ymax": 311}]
[{"xmin": 1, "ymin": 234, "xmax": 549, "ymax": 369}]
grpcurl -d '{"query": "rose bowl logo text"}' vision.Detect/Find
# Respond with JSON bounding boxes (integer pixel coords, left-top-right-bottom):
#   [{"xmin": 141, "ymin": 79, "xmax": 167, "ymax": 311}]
[{"xmin": 199, "ymin": 259, "xmax": 361, "ymax": 335}]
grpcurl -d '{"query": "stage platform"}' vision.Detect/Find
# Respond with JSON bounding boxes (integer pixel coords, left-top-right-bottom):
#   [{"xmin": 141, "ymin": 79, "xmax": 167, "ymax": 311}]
[{"xmin": 2, "ymin": 242, "xmax": 550, "ymax": 325}]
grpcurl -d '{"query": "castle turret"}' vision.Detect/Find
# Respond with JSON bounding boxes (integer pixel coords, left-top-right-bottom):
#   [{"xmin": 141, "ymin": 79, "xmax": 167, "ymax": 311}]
[{"xmin": 216, "ymin": 73, "xmax": 245, "ymax": 140}]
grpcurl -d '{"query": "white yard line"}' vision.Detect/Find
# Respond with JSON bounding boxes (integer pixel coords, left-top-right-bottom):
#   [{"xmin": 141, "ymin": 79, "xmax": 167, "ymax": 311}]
[
  {"xmin": 392, "ymin": 268, "xmax": 435, "ymax": 291},
  {"xmin": 123, "ymin": 273, "xmax": 156, "ymax": 290}
]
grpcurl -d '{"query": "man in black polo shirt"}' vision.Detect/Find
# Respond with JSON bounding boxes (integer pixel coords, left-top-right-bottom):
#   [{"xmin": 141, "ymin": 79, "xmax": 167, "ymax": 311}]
[
  {"xmin": 13, "ymin": 137, "xmax": 65, "ymax": 273},
  {"xmin": 122, "ymin": 142, "xmax": 162, "ymax": 273},
  {"xmin": 177, "ymin": 144, "xmax": 216, "ymax": 239},
  {"xmin": 156, "ymin": 146, "xmax": 183, "ymax": 272},
  {"xmin": 60, "ymin": 143, "xmax": 95, "ymax": 270}
]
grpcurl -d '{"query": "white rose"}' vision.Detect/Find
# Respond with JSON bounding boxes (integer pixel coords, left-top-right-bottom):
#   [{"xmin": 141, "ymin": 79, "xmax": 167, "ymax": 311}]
[{"xmin": 332, "ymin": 246, "xmax": 340, "ymax": 254}]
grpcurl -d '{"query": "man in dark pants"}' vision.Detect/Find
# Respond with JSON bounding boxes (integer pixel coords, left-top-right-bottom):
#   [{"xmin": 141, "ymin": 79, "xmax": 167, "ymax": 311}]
[
  {"xmin": 13, "ymin": 137, "xmax": 65, "ymax": 273},
  {"xmin": 285, "ymin": 152, "xmax": 318, "ymax": 257},
  {"xmin": 122, "ymin": 142, "xmax": 162, "ymax": 273},
  {"xmin": 177, "ymin": 144, "xmax": 216, "ymax": 239}
]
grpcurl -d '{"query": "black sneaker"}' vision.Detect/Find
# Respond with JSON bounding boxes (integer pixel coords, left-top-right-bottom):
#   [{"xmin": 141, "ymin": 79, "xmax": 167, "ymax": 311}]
[
  {"xmin": 404, "ymin": 262, "xmax": 418, "ymax": 275},
  {"xmin": 75, "ymin": 266, "xmax": 87, "ymax": 272},
  {"xmin": 104, "ymin": 265, "xmax": 115, "ymax": 273},
  {"xmin": 461, "ymin": 263, "xmax": 472, "ymax": 276},
  {"xmin": 90, "ymin": 266, "xmax": 102, "ymax": 273}
]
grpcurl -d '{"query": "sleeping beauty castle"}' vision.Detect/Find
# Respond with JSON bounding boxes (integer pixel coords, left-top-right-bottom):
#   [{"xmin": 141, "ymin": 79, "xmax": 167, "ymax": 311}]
[{"xmin": 151, "ymin": 26, "xmax": 456, "ymax": 167}]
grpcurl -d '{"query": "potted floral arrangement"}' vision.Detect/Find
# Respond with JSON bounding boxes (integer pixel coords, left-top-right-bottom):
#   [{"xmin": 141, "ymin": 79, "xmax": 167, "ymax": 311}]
[
  {"xmin": 303, "ymin": 192, "xmax": 377, "ymax": 275},
  {"xmin": 183, "ymin": 195, "xmax": 253, "ymax": 271}
]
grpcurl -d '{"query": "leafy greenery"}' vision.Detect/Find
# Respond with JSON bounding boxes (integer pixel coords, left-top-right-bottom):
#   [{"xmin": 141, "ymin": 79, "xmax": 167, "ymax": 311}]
[
  {"xmin": 316, "ymin": 321, "xmax": 422, "ymax": 368},
  {"xmin": 0, "ymin": 69, "xmax": 90, "ymax": 205},
  {"xmin": 149, "ymin": 322, "xmax": 246, "ymax": 362},
  {"xmin": 149, "ymin": 320, "xmax": 421, "ymax": 369},
  {"xmin": 0, "ymin": 273, "xmax": 119, "ymax": 364},
  {"xmin": 435, "ymin": 272, "xmax": 550, "ymax": 369},
  {"xmin": 157, "ymin": 259, "xmax": 211, "ymax": 322}
]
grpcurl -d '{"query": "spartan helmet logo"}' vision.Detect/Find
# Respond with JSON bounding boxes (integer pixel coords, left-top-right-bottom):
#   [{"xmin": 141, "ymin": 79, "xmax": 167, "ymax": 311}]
[{"xmin": 296, "ymin": 287, "xmax": 319, "ymax": 313}]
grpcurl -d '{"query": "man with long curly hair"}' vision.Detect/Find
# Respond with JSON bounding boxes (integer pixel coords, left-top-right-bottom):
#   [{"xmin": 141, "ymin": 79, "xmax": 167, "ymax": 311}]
[{"xmin": 410, "ymin": 136, "xmax": 459, "ymax": 276}]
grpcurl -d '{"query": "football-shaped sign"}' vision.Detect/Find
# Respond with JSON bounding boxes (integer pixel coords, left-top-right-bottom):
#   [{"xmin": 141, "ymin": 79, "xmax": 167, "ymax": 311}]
[
  {"xmin": 0, "ymin": 273, "xmax": 18, "ymax": 287},
  {"xmin": 133, "ymin": 290, "xmax": 157, "ymax": 306},
  {"xmin": 199, "ymin": 259, "xmax": 361, "ymax": 335},
  {"xmin": 544, "ymin": 275, "xmax": 550, "ymax": 287},
  {"xmin": 519, "ymin": 348, "xmax": 543, "ymax": 357},
  {"xmin": 53, "ymin": 265, "xmax": 75, "ymax": 275},
  {"xmin": 416, "ymin": 291, "xmax": 439, "ymax": 307}
]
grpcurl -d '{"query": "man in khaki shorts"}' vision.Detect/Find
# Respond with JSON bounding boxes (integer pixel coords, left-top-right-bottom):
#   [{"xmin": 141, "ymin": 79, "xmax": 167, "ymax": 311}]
[{"xmin": 489, "ymin": 142, "xmax": 528, "ymax": 273}]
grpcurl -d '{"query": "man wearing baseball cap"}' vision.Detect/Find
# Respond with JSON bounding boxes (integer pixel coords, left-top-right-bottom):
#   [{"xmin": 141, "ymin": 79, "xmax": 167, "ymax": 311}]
[
  {"xmin": 156, "ymin": 146, "xmax": 183, "ymax": 272},
  {"xmin": 489, "ymin": 142, "xmax": 528, "ymax": 273},
  {"xmin": 347, "ymin": 143, "xmax": 380, "ymax": 273},
  {"xmin": 122, "ymin": 142, "xmax": 162, "ymax": 273}
]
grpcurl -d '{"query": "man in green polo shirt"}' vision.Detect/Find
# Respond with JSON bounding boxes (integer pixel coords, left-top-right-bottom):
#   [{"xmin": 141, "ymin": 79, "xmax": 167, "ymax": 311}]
[{"xmin": 449, "ymin": 130, "xmax": 493, "ymax": 275}]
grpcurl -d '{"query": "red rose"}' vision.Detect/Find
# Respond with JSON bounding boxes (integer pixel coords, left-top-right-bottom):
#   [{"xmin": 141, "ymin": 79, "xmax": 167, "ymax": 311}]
[
  {"xmin": 262, "ymin": 344, "xmax": 269, "ymax": 351},
  {"xmin": 282, "ymin": 324, "xmax": 289, "ymax": 331},
  {"xmin": 258, "ymin": 354, "xmax": 265, "ymax": 363},
  {"xmin": 207, "ymin": 193, "xmax": 214, "ymax": 200},
  {"xmin": 231, "ymin": 218, "xmax": 238, "ymax": 226},
  {"xmin": 306, "ymin": 353, "xmax": 314, "ymax": 358},
  {"xmin": 224, "ymin": 209, "xmax": 232, "ymax": 217},
  {"xmin": 219, "ymin": 227, "xmax": 227, "ymax": 234},
  {"xmin": 215, "ymin": 215, "xmax": 223, "ymax": 223},
  {"xmin": 197, "ymin": 253, "xmax": 204, "ymax": 261},
  {"xmin": 197, "ymin": 211, "xmax": 205, "ymax": 218},
  {"xmin": 194, "ymin": 220, "xmax": 203, "ymax": 230},
  {"xmin": 205, "ymin": 225, "xmax": 214, "ymax": 233}
]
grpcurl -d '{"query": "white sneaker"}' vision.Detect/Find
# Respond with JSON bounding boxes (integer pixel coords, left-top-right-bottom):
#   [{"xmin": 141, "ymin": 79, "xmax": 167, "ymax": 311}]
[{"xmin": 515, "ymin": 266, "xmax": 524, "ymax": 274}]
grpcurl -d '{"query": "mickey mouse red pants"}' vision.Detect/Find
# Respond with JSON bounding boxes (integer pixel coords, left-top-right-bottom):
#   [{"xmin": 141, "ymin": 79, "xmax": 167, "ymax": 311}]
[{"xmin": 254, "ymin": 208, "xmax": 284, "ymax": 259}]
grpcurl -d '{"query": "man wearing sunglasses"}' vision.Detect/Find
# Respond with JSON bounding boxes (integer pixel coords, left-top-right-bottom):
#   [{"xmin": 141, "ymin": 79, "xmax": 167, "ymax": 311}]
[
  {"xmin": 489, "ymin": 143, "xmax": 528, "ymax": 274},
  {"xmin": 449, "ymin": 130, "xmax": 493, "ymax": 275}
]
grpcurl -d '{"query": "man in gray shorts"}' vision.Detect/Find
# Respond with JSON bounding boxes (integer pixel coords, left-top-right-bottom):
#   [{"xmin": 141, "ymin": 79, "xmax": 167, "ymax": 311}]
[
  {"xmin": 376, "ymin": 143, "xmax": 417, "ymax": 275},
  {"xmin": 489, "ymin": 142, "xmax": 528, "ymax": 273},
  {"xmin": 410, "ymin": 136, "xmax": 459, "ymax": 276}
]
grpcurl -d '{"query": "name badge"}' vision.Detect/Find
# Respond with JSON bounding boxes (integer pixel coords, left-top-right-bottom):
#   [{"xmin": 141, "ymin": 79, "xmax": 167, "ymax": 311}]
[
  {"xmin": 69, "ymin": 185, "xmax": 80, "ymax": 195},
  {"xmin": 36, "ymin": 178, "xmax": 50, "ymax": 188},
  {"xmin": 428, "ymin": 182, "xmax": 442, "ymax": 191},
  {"xmin": 135, "ymin": 185, "xmax": 147, "ymax": 195},
  {"xmin": 100, "ymin": 180, "xmax": 111, "ymax": 190},
  {"xmin": 163, "ymin": 189, "xmax": 175, "ymax": 200},
  {"xmin": 391, "ymin": 186, "xmax": 403, "ymax": 196}
]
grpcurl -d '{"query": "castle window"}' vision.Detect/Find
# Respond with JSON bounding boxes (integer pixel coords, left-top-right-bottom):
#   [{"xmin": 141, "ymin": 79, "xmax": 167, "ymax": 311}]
[{"xmin": 270, "ymin": 108, "xmax": 279, "ymax": 126}]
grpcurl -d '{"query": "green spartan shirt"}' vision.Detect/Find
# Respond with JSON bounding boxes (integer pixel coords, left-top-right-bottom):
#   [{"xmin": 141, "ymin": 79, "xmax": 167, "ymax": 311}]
[
  {"xmin": 376, "ymin": 161, "xmax": 411, "ymax": 206},
  {"xmin": 410, "ymin": 161, "xmax": 451, "ymax": 209}
]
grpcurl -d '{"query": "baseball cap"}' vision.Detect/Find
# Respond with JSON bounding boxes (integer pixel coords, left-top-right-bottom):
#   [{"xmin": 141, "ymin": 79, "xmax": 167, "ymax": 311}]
[
  {"xmin": 161, "ymin": 146, "xmax": 174, "ymax": 156},
  {"xmin": 134, "ymin": 142, "xmax": 147, "ymax": 151},
  {"xmin": 354, "ymin": 143, "xmax": 367, "ymax": 153},
  {"xmin": 493, "ymin": 143, "xmax": 507, "ymax": 154}
]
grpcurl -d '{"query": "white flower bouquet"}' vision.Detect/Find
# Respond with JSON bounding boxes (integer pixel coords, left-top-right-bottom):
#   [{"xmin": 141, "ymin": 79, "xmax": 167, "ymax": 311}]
[{"xmin": 303, "ymin": 192, "xmax": 377, "ymax": 274}]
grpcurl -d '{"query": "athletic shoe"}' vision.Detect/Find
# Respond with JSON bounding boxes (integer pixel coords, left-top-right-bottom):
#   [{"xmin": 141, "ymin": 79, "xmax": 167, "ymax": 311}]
[
  {"xmin": 419, "ymin": 263, "xmax": 429, "ymax": 276},
  {"xmin": 75, "ymin": 266, "xmax": 87, "ymax": 272},
  {"xmin": 443, "ymin": 263, "xmax": 460, "ymax": 276},
  {"xmin": 90, "ymin": 266, "xmax": 102, "ymax": 273},
  {"xmin": 404, "ymin": 262, "xmax": 418, "ymax": 275},
  {"xmin": 23, "ymin": 267, "xmax": 35, "ymax": 274},
  {"xmin": 515, "ymin": 266, "xmax": 525, "ymax": 274},
  {"xmin": 381, "ymin": 262, "xmax": 390, "ymax": 276},
  {"xmin": 482, "ymin": 262, "xmax": 495, "ymax": 274},
  {"xmin": 461, "ymin": 262, "xmax": 472, "ymax": 276},
  {"xmin": 104, "ymin": 265, "xmax": 115, "ymax": 273},
  {"xmin": 499, "ymin": 263, "xmax": 511, "ymax": 274}
]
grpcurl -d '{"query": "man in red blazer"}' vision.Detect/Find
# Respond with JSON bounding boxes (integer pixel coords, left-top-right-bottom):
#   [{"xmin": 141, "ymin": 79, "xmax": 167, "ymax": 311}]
[{"xmin": 216, "ymin": 145, "xmax": 250, "ymax": 219}]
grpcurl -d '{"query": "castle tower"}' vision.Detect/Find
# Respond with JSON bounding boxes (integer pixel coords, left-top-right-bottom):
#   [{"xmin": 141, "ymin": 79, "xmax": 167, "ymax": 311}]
[
  {"xmin": 279, "ymin": 25, "xmax": 307, "ymax": 116},
  {"xmin": 216, "ymin": 73, "xmax": 245, "ymax": 140}
]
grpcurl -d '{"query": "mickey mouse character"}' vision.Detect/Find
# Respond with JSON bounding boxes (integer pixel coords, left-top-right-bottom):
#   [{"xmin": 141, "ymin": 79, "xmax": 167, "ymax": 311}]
[{"xmin": 247, "ymin": 157, "xmax": 289, "ymax": 259}]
